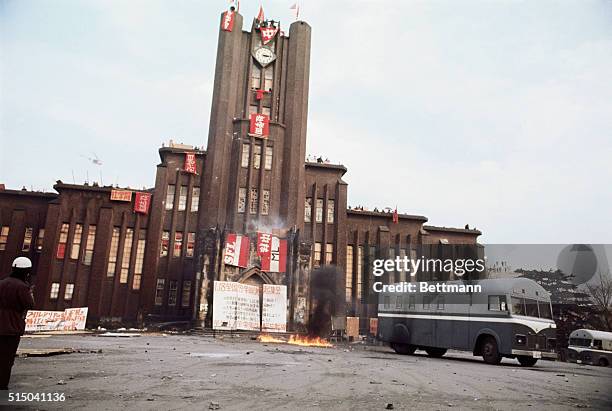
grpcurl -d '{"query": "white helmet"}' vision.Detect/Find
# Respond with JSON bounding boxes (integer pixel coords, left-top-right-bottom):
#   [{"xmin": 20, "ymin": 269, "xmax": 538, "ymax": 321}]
[{"xmin": 12, "ymin": 256, "xmax": 32, "ymax": 269}]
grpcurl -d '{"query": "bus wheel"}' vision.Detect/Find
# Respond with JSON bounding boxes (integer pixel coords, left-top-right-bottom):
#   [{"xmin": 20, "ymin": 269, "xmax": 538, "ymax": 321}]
[
  {"xmin": 481, "ymin": 337, "xmax": 502, "ymax": 365},
  {"xmin": 517, "ymin": 356, "xmax": 538, "ymax": 367},
  {"xmin": 598, "ymin": 358, "xmax": 609, "ymax": 367},
  {"xmin": 392, "ymin": 343, "xmax": 416, "ymax": 355},
  {"xmin": 425, "ymin": 347, "xmax": 447, "ymax": 358}
]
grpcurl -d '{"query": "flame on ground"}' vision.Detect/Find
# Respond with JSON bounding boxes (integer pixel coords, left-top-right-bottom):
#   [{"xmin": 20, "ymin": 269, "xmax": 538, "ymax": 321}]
[{"xmin": 257, "ymin": 334, "xmax": 333, "ymax": 348}]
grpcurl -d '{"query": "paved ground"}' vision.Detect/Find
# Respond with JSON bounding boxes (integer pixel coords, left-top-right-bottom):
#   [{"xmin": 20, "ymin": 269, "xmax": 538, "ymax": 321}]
[{"xmin": 2, "ymin": 333, "xmax": 611, "ymax": 410}]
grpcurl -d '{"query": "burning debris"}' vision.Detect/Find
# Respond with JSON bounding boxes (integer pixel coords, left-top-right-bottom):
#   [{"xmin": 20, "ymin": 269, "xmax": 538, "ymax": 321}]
[{"xmin": 257, "ymin": 334, "xmax": 333, "ymax": 348}]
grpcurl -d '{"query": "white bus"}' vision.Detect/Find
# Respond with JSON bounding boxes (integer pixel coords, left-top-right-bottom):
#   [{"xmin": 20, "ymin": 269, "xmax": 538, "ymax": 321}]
[{"xmin": 567, "ymin": 329, "xmax": 612, "ymax": 367}]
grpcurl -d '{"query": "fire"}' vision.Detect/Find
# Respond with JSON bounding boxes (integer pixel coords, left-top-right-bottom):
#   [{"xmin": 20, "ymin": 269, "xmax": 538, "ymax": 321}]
[{"xmin": 257, "ymin": 334, "xmax": 333, "ymax": 348}]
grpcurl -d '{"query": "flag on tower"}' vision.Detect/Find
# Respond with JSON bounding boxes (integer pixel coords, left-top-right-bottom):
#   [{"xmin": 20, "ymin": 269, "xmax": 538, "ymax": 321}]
[
  {"xmin": 289, "ymin": 3, "xmax": 299, "ymax": 20},
  {"xmin": 257, "ymin": 5, "xmax": 265, "ymax": 23},
  {"xmin": 392, "ymin": 207, "xmax": 399, "ymax": 224}
]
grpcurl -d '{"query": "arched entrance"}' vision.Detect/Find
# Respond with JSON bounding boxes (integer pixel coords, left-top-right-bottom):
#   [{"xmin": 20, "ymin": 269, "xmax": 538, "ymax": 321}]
[{"xmin": 237, "ymin": 267, "xmax": 275, "ymax": 287}]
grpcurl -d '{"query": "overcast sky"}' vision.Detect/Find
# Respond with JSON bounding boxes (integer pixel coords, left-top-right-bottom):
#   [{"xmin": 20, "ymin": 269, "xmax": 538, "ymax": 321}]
[{"xmin": 1, "ymin": 0, "xmax": 611, "ymax": 243}]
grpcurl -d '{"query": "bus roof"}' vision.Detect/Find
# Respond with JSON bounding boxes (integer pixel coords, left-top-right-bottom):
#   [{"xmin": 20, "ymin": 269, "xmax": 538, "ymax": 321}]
[{"xmin": 569, "ymin": 329, "xmax": 612, "ymax": 341}]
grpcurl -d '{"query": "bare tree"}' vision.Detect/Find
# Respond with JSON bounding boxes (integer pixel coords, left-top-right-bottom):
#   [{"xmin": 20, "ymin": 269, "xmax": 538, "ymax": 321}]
[{"xmin": 586, "ymin": 271, "xmax": 612, "ymax": 331}]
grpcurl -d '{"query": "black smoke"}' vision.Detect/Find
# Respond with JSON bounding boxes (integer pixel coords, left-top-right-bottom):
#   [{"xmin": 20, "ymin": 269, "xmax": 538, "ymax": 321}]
[{"xmin": 308, "ymin": 266, "xmax": 338, "ymax": 338}]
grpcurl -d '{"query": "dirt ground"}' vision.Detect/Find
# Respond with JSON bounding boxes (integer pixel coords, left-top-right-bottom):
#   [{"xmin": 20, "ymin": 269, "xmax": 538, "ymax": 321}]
[{"xmin": 2, "ymin": 333, "xmax": 611, "ymax": 410}]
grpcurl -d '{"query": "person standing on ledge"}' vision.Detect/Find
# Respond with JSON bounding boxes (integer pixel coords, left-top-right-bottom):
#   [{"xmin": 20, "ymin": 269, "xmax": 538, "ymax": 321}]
[{"xmin": 0, "ymin": 257, "xmax": 35, "ymax": 390}]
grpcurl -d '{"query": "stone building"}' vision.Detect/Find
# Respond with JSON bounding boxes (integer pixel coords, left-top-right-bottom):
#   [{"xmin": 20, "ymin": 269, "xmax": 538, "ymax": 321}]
[{"xmin": 0, "ymin": 9, "xmax": 481, "ymax": 332}]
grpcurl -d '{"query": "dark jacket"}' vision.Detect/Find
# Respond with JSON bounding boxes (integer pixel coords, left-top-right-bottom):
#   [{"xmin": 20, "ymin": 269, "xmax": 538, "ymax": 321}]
[{"xmin": 0, "ymin": 276, "xmax": 35, "ymax": 336}]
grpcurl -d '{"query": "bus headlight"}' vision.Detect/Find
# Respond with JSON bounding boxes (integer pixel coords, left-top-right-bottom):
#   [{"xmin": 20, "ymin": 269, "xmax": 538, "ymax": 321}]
[{"xmin": 515, "ymin": 334, "xmax": 526, "ymax": 345}]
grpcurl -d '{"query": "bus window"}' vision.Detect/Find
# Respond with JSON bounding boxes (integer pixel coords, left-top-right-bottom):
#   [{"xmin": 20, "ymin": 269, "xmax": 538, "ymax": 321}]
[
  {"xmin": 525, "ymin": 298, "xmax": 539, "ymax": 317},
  {"xmin": 437, "ymin": 295, "xmax": 445, "ymax": 310},
  {"xmin": 538, "ymin": 301, "xmax": 553, "ymax": 319},
  {"xmin": 488, "ymin": 295, "xmax": 507, "ymax": 311},
  {"xmin": 569, "ymin": 338, "xmax": 591, "ymax": 347},
  {"xmin": 593, "ymin": 340, "xmax": 603, "ymax": 350},
  {"xmin": 384, "ymin": 296, "xmax": 390, "ymax": 309},
  {"xmin": 408, "ymin": 295, "xmax": 415, "ymax": 309},
  {"xmin": 423, "ymin": 295, "xmax": 431, "ymax": 310},
  {"xmin": 395, "ymin": 296, "xmax": 402, "ymax": 309},
  {"xmin": 511, "ymin": 296, "xmax": 525, "ymax": 315}
]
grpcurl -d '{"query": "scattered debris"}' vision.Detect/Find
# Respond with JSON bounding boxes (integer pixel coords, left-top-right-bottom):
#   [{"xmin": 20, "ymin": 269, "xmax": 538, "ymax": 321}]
[
  {"xmin": 98, "ymin": 332, "xmax": 141, "ymax": 338},
  {"xmin": 17, "ymin": 348, "xmax": 74, "ymax": 357},
  {"xmin": 57, "ymin": 380, "xmax": 66, "ymax": 385},
  {"xmin": 385, "ymin": 403, "xmax": 394, "ymax": 409},
  {"xmin": 209, "ymin": 401, "xmax": 220, "ymax": 410}
]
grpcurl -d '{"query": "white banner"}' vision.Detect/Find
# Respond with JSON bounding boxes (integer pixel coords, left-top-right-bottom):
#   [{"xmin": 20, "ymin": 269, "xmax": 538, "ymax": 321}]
[
  {"xmin": 262, "ymin": 284, "xmax": 287, "ymax": 333},
  {"xmin": 212, "ymin": 281, "xmax": 260, "ymax": 331},
  {"xmin": 25, "ymin": 307, "xmax": 88, "ymax": 332}
]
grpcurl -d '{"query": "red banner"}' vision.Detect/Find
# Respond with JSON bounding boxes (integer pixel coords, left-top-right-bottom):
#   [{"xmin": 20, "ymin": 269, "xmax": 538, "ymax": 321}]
[
  {"xmin": 184, "ymin": 153, "xmax": 197, "ymax": 174},
  {"xmin": 56, "ymin": 243, "xmax": 66, "ymax": 259},
  {"xmin": 221, "ymin": 11, "xmax": 235, "ymax": 32},
  {"xmin": 249, "ymin": 113, "xmax": 269, "ymax": 138},
  {"xmin": 260, "ymin": 27, "xmax": 279, "ymax": 44},
  {"xmin": 134, "ymin": 192, "xmax": 151, "ymax": 214},
  {"xmin": 110, "ymin": 189, "xmax": 133, "ymax": 202},
  {"xmin": 258, "ymin": 232, "xmax": 286, "ymax": 273},
  {"xmin": 223, "ymin": 234, "xmax": 250, "ymax": 268}
]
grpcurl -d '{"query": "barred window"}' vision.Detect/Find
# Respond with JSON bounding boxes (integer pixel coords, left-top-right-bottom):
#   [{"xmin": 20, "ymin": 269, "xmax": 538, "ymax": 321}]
[
  {"xmin": 325, "ymin": 243, "xmax": 333, "ymax": 265},
  {"xmin": 357, "ymin": 246, "xmax": 364, "ymax": 302},
  {"xmin": 0, "ymin": 226, "xmax": 9, "ymax": 250},
  {"xmin": 57, "ymin": 223, "xmax": 69, "ymax": 259},
  {"xmin": 182, "ymin": 281, "xmax": 192, "ymax": 308},
  {"xmin": 22, "ymin": 227, "xmax": 33, "ymax": 252},
  {"xmin": 262, "ymin": 190, "xmax": 270, "ymax": 215},
  {"xmin": 263, "ymin": 66, "xmax": 273, "ymax": 91},
  {"xmin": 262, "ymin": 106, "xmax": 271, "ymax": 116},
  {"xmin": 191, "ymin": 187, "xmax": 200, "ymax": 212},
  {"xmin": 265, "ymin": 146, "xmax": 273, "ymax": 170},
  {"xmin": 160, "ymin": 231, "xmax": 170, "ymax": 257},
  {"xmin": 346, "ymin": 246, "xmax": 354, "ymax": 303},
  {"xmin": 249, "ymin": 188, "xmax": 258, "ymax": 214},
  {"xmin": 315, "ymin": 199, "xmax": 323, "ymax": 223},
  {"xmin": 119, "ymin": 228, "xmax": 133, "ymax": 283},
  {"xmin": 238, "ymin": 188, "xmax": 247, "ymax": 213},
  {"xmin": 64, "ymin": 283, "xmax": 74, "ymax": 300},
  {"xmin": 107, "ymin": 227, "xmax": 120, "ymax": 277},
  {"xmin": 314, "ymin": 242, "xmax": 321, "ymax": 266},
  {"xmin": 165, "ymin": 185, "xmax": 175, "ymax": 210},
  {"xmin": 304, "ymin": 198, "xmax": 312, "ymax": 222},
  {"xmin": 133, "ymin": 236, "xmax": 146, "ymax": 290},
  {"xmin": 50, "ymin": 283, "xmax": 60, "ymax": 300},
  {"xmin": 241, "ymin": 144, "xmax": 250, "ymax": 168},
  {"xmin": 186, "ymin": 232, "xmax": 195, "ymax": 257},
  {"xmin": 327, "ymin": 200, "xmax": 335, "ymax": 223},
  {"xmin": 70, "ymin": 224, "xmax": 83, "ymax": 260},
  {"xmin": 36, "ymin": 228, "xmax": 45, "ymax": 252},
  {"xmin": 168, "ymin": 280, "xmax": 178, "ymax": 306},
  {"xmin": 253, "ymin": 144, "xmax": 262, "ymax": 169},
  {"xmin": 83, "ymin": 225, "xmax": 97, "ymax": 265},
  {"xmin": 251, "ymin": 65, "xmax": 261, "ymax": 89},
  {"xmin": 178, "ymin": 186, "xmax": 188, "ymax": 211},
  {"xmin": 155, "ymin": 279, "xmax": 165, "ymax": 306},
  {"xmin": 398, "ymin": 248, "xmax": 407, "ymax": 282},
  {"xmin": 173, "ymin": 232, "xmax": 183, "ymax": 257}
]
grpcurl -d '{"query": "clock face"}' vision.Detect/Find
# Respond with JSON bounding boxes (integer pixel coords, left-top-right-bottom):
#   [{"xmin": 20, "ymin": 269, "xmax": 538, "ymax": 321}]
[{"xmin": 253, "ymin": 47, "xmax": 276, "ymax": 67}]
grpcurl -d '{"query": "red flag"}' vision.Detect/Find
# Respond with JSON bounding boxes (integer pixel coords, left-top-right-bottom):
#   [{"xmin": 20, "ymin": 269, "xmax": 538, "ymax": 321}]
[
  {"xmin": 134, "ymin": 192, "xmax": 151, "ymax": 214},
  {"xmin": 184, "ymin": 153, "xmax": 197, "ymax": 174},
  {"xmin": 257, "ymin": 5, "xmax": 265, "ymax": 23},
  {"xmin": 221, "ymin": 10, "xmax": 235, "ymax": 32},
  {"xmin": 223, "ymin": 234, "xmax": 250, "ymax": 268},
  {"xmin": 258, "ymin": 233, "xmax": 286, "ymax": 273},
  {"xmin": 249, "ymin": 113, "xmax": 270, "ymax": 138},
  {"xmin": 289, "ymin": 3, "xmax": 299, "ymax": 20},
  {"xmin": 255, "ymin": 89, "xmax": 267, "ymax": 100},
  {"xmin": 260, "ymin": 26, "xmax": 279, "ymax": 44},
  {"xmin": 392, "ymin": 207, "xmax": 399, "ymax": 224},
  {"xmin": 257, "ymin": 232, "xmax": 272, "ymax": 270}
]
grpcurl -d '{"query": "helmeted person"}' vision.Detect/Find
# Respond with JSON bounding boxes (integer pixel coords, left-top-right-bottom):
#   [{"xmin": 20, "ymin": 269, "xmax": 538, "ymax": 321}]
[{"xmin": 0, "ymin": 257, "xmax": 35, "ymax": 390}]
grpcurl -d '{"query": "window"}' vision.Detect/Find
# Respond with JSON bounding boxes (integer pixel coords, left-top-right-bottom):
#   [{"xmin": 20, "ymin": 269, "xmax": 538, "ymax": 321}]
[
  {"xmin": 238, "ymin": 188, "xmax": 247, "ymax": 213},
  {"xmin": 313, "ymin": 242, "xmax": 321, "ymax": 266},
  {"xmin": 408, "ymin": 295, "xmax": 416, "ymax": 310},
  {"xmin": 262, "ymin": 190, "xmax": 270, "ymax": 215},
  {"xmin": 383, "ymin": 296, "xmax": 390, "ymax": 309},
  {"xmin": 36, "ymin": 228, "xmax": 45, "ymax": 252},
  {"xmin": 525, "ymin": 298, "xmax": 539, "ymax": 317},
  {"xmin": 249, "ymin": 188, "xmax": 258, "ymax": 214},
  {"xmin": 264, "ymin": 146, "xmax": 273, "ymax": 170},
  {"xmin": 325, "ymin": 243, "xmax": 333, "ymax": 265},
  {"xmin": 173, "ymin": 232, "xmax": 183, "ymax": 257},
  {"xmin": 315, "ymin": 199, "xmax": 323, "ymax": 223},
  {"xmin": 107, "ymin": 227, "xmax": 120, "ymax": 277},
  {"xmin": 186, "ymin": 232, "xmax": 195, "ymax": 257},
  {"xmin": 345, "ymin": 246, "xmax": 354, "ymax": 303},
  {"xmin": 191, "ymin": 187, "xmax": 200, "ymax": 212},
  {"xmin": 396, "ymin": 296, "xmax": 403, "ymax": 309},
  {"xmin": 120, "ymin": 228, "xmax": 133, "ymax": 283},
  {"xmin": 569, "ymin": 338, "xmax": 591, "ymax": 347},
  {"xmin": 155, "ymin": 279, "xmax": 165, "ymax": 305},
  {"xmin": 133, "ymin": 235, "xmax": 146, "ymax": 290},
  {"xmin": 249, "ymin": 105, "xmax": 258, "ymax": 115},
  {"xmin": 50, "ymin": 283, "xmax": 60, "ymax": 299},
  {"xmin": 178, "ymin": 186, "xmax": 188, "ymax": 211},
  {"xmin": 241, "ymin": 144, "xmax": 250, "ymax": 168},
  {"xmin": 253, "ymin": 144, "xmax": 262, "ymax": 169},
  {"xmin": 488, "ymin": 295, "xmax": 507, "ymax": 311},
  {"xmin": 251, "ymin": 65, "xmax": 261, "ymax": 89},
  {"xmin": 262, "ymin": 107, "xmax": 271, "ymax": 116},
  {"xmin": 511, "ymin": 296, "xmax": 525, "ymax": 316},
  {"xmin": 327, "ymin": 200, "xmax": 335, "ymax": 223},
  {"xmin": 423, "ymin": 295, "xmax": 432, "ymax": 310},
  {"xmin": 357, "ymin": 246, "xmax": 363, "ymax": 302},
  {"xmin": 182, "ymin": 281, "xmax": 192, "ymax": 308},
  {"xmin": 22, "ymin": 227, "xmax": 33, "ymax": 252},
  {"xmin": 263, "ymin": 67, "xmax": 273, "ymax": 90},
  {"xmin": 437, "ymin": 295, "xmax": 445, "ymax": 310},
  {"xmin": 83, "ymin": 225, "xmax": 96, "ymax": 265},
  {"xmin": 304, "ymin": 198, "xmax": 312, "ymax": 222},
  {"xmin": 165, "ymin": 185, "xmax": 175, "ymax": 210},
  {"xmin": 398, "ymin": 249, "xmax": 407, "ymax": 282},
  {"xmin": 57, "ymin": 223, "xmax": 69, "ymax": 259},
  {"xmin": 70, "ymin": 224, "xmax": 83, "ymax": 260},
  {"xmin": 0, "ymin": 226, "xmax": 9, "ymax": 250},
  {"xmin": 538, "ymin": 301, "xmax": 553, "ymax": 319},
  {"xmin": 64, "ymin": 283, "xmax": 74, "ymax": 300},
  {"xmin": 388, "ymin": 248, "xmax": 396, "ymax": 284},
  {"xmin": 168, "ymin": 280, "xmax": 178, "ymax": 306},
  {"xmin": 160, "ymin": 231, "xmax": 170, "ymax": 257}
]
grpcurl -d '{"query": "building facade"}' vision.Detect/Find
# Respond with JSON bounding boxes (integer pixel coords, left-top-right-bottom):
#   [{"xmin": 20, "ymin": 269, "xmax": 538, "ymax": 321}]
[{"xmin": 0, "ymin": 10, "xmax": 482, "ymax": 332}]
